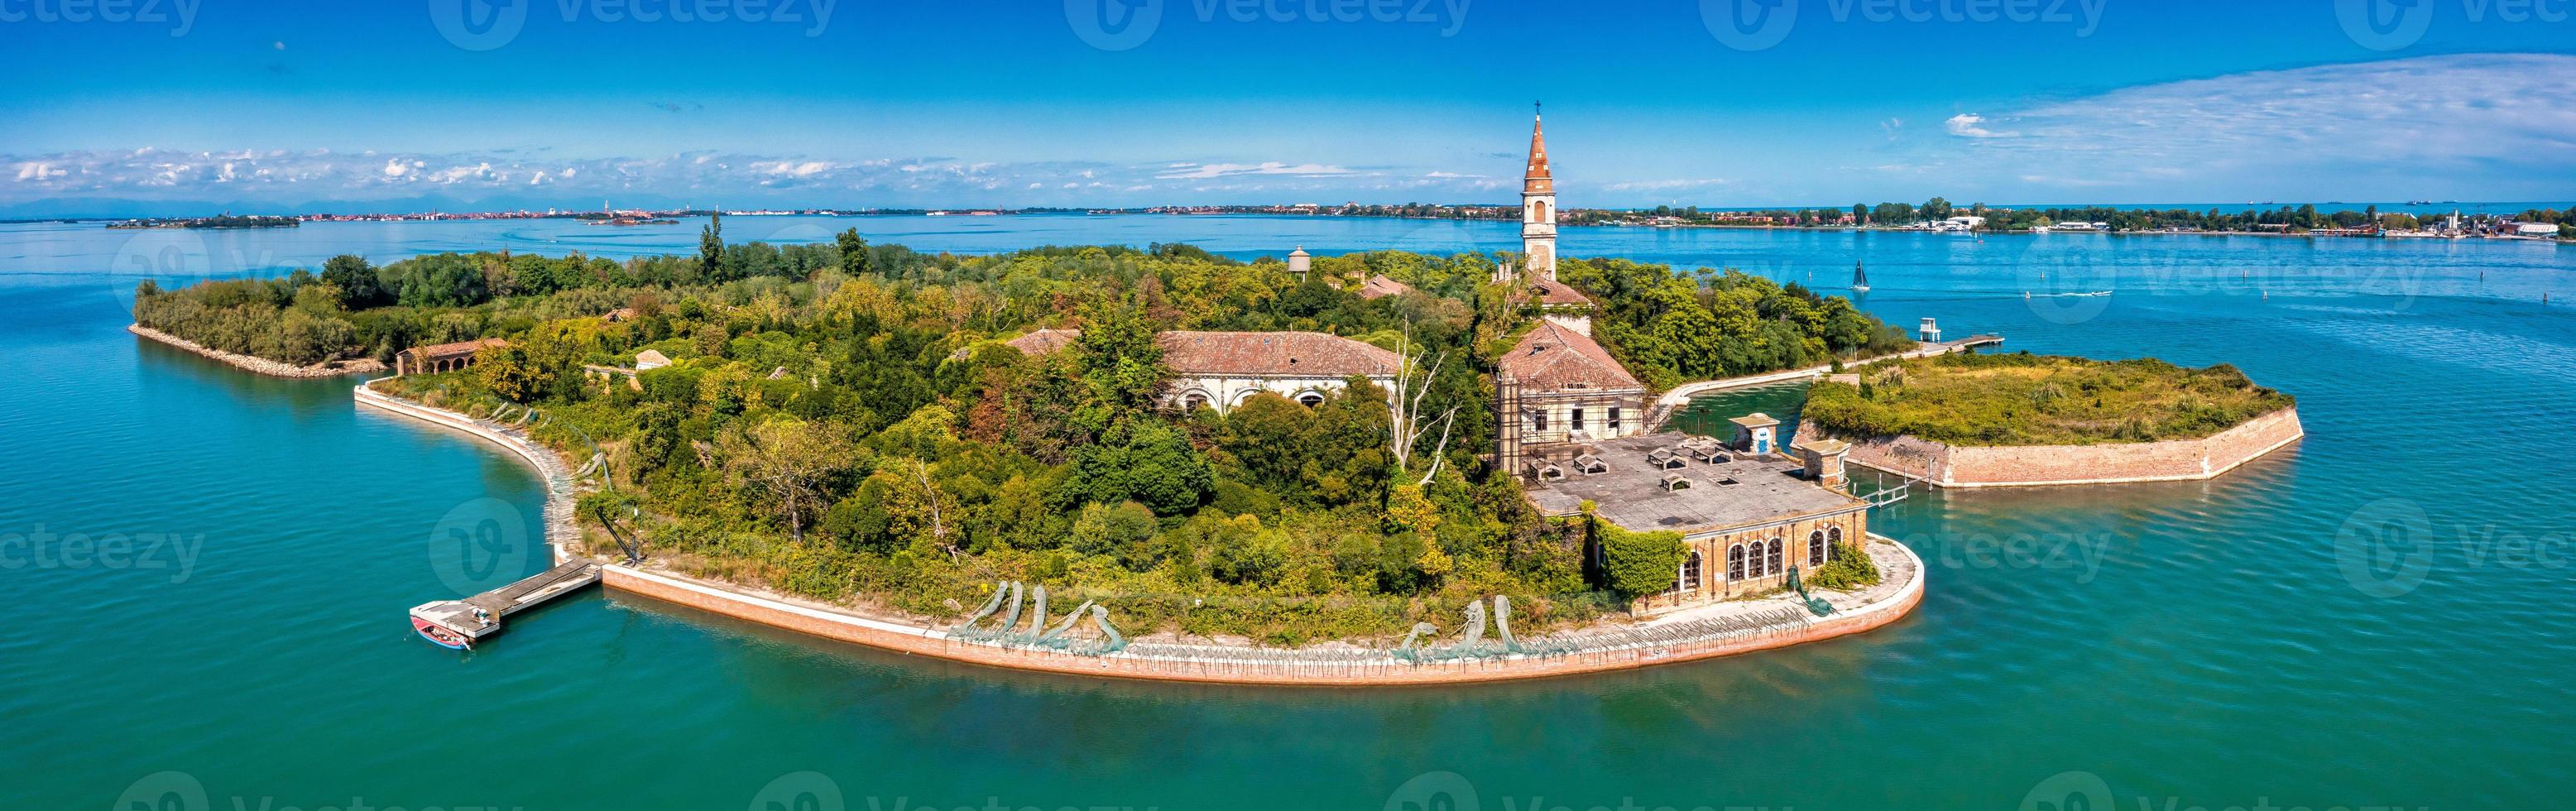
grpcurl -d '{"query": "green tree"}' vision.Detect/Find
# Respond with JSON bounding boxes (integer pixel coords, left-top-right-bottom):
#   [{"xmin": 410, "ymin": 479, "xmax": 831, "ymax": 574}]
[
  {"xmin": 475, "ymin": 343, "xmax": 550, "ymax": 403},
  {"xmin": 717, "ymin": 416, "xmax": 854, "ymax": 542},
  {"xmin": 1060, "ymin": 420, "xmax": 1211, "ymax": 515},
  {"xmin": 1074, "ymin": 302, "xmax": 1168, "ymax": 410},
  {"xmin": 319, "ymin": 254, "xmax": 386, "ymax": 309},
  {"xmin": 700, "ymin": 211, "xmax": 727, "ymax": 281},
  {"xmin": 836, "ymin": 228, "xmax": 872, "ymax": 276}
]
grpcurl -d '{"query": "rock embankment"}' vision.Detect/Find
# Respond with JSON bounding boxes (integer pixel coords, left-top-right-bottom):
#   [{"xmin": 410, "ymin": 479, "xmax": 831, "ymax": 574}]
[{"xmin": 128, "ymin": 324, "xmax": 386, "ymax": 378}]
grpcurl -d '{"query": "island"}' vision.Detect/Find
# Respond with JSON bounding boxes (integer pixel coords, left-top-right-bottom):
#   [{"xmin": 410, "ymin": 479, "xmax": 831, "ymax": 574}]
[
  {"xmin": 115, "ymin": 113, "xmax": 2304, "ymax": 684},
  {"xmin": 1801, "ymin": 352, "xmax": 2304, "ymax": 487},
  {"xmin": 106, "ymin": 214, "xmax": 300, "ymax": 229}
]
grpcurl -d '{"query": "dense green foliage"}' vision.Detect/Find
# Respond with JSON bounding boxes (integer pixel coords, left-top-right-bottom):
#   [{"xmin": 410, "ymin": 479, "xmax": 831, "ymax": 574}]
[
  {"xmin": 1805, "ymin": 541, "xmax": 1880, "ymax": 591},
  {"xmin": 1558, "ymin": 257, "xmax": 1914, "ymax": 390},
  {"xmin": 1591, "ymin": 515, "xmax": 1687, "ymax": 598},
  {"xmin": 1802, "ymin": 351, "xmax": 2295, "ymax": 446},
  {"xmin": 155, "ymin": 238, "xmax": 1905, "ymax": 641}
]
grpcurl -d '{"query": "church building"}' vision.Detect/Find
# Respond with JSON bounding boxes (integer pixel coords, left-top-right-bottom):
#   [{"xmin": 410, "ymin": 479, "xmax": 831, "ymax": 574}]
[{"xmin": 1487, "ymin": 111, "xmax": 1874, "ymax": 617}]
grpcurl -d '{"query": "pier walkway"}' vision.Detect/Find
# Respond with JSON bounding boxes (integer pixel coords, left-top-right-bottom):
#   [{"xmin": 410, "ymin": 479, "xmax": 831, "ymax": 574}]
[
  {"xmin": 410, "ymin": 560, "xmax": 602, "ymax": 647},
  {"xmin": 1645, "ymin": 334, "xmax": 2003, "ymax": 429}
]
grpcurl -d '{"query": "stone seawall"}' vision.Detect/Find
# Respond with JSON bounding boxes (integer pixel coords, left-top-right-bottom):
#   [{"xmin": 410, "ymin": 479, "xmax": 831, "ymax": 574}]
[
  {"xmin": 130, "ymin": 324, "xmax": 385, "ymax": 378},
  {"xmin": 356, "ymin": 380, "xmax": 1928, "ymax": 684},
  {"xmin": 602, "ymin": 543, "xmax": 1925, "ymax": 686},
  {"xmin": 1837, "ymin": 406, "xmax": 2304, "ymax": 487}
]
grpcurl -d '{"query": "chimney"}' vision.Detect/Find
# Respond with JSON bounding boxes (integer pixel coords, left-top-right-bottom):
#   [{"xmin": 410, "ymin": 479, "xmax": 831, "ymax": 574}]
[{"xmin": 1799, "ymin": 439, "xmax": 1852, "ymax": 492}]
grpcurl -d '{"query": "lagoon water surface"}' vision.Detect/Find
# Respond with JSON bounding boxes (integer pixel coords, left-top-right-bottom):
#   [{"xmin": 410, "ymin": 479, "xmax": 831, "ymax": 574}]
[{"xmin": 3, "ymin": 216, "xmax": 2571, "ymax": 809}]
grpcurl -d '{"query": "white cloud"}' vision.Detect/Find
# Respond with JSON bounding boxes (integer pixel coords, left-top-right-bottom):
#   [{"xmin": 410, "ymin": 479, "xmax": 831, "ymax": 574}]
[
  {"xmin": 1935, "ymin": 53, "xmax": 2576, "ymax": 196},
  {"xmin": 1156, "ymin": 161, "xmax": 1357, "ymax": 180},
  {"xmin": 1944, "ymin": 113, "xmax": 2011, "ymax": 138}
]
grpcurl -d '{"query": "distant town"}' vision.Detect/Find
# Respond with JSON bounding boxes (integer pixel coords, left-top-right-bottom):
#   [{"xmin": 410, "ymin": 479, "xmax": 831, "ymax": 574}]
[{"xmin": 62, "ymin": 199, "xmax": 2573, "ymax": 242}]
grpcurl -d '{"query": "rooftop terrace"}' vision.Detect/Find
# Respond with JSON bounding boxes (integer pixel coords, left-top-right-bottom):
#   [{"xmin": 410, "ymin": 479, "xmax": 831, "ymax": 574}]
[{"xmin": 1523, "ymin": 433, "xmax": 1864, "ymax": 535}]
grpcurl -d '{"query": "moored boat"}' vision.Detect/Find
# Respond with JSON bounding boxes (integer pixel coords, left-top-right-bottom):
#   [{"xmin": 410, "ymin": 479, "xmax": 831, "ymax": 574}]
[{"xmin": 413, "ymin": 615, "xmax": 471, "ymax": 650}]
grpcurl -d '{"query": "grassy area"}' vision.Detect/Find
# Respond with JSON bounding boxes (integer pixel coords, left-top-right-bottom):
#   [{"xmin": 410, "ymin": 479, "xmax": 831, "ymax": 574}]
[{"xmin": 1801, "ymin": 351, "xmax": 2294, "ymax": 446}]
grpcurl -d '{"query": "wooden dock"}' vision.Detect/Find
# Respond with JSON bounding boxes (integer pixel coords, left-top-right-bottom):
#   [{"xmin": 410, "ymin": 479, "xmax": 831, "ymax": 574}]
[{"xmin": 409, "ymin": 559, "xmax": 601, "ymax": 647}]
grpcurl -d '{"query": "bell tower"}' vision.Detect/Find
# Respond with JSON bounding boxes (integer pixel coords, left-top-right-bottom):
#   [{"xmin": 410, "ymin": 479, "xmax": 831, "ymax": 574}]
[{"xmin": 1519, "ymin": 103, "xmax": 1558, "ymax": 282}]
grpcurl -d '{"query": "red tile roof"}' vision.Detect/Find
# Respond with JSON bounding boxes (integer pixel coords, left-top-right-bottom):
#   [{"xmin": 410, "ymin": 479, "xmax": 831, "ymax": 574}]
[
  {"xmin": 1498, "ymin": 320, "xmax": 1643, "ymax": 394},
  {"xmin": 401, "ymin": 338, "xmax": 508, "ymax": 360},
  {"xmin": 1357, "ymin": 274, "xmax": 1417, "ymax": 300},
  {"xmin": 1005, "ymin": 329, "xmax": 1402, "ymax": 377},
  {"xmin": 1525, "ymin": 278, "xmax": 1594, "ymax": 308},
  {"xmin": 1003, "ymin": 328, "xmax": 1082, "ymax": 356}
]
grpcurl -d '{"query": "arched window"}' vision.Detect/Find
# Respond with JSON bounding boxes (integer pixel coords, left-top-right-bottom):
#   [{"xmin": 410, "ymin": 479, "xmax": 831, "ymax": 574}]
[
  {"xmin": 1809, "ymin": 530, "xmax": 1826, "ymax": 567},
  {"xmin": 1828, "ymin": 525, "xmax": 1843, "ymax": 545},
  {"xmin": 1678, "ymin": 550, "xmax": 1702, "ymax": 593},
  {"xmin": 1767, "ymin": 539, "xmax": 1785, "ymax": 575},
  {"xmin": 1727, "ymin": 544, "xmax": 1746, "ymax": 582},
  {"xmin": 1182, "ymin": 391, "xmax": 1211, "ymax": 410},
  {"xmin": 1296, "ymin": 391, "xmax": 1325, "ymax": 407},
  {"xmin": 1745, "ymin": 542, "xmax": 1764, "ymax": 579}
]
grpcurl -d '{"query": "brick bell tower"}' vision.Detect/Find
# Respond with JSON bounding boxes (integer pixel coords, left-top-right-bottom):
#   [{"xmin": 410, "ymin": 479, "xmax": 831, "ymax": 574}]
[{"xmin": 1502, "ymin": 104, "xmax": 1558, "ymax": 285}]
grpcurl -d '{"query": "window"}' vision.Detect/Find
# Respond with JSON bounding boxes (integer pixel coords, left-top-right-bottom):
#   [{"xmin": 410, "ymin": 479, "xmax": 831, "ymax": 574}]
[
  {"xmin": 1766, "ymin": 539, "xmax": 1784, "ymax": 575},
  {"xmin": 1728, "ymin": 544, "xmax": 1747, "ymax": 581},
  {"xmin": 1679, "ymin": 551, "xmax": 1702, "ymax": 593},
  {"xmin": 1828, "ymin": 525, "xmax": 1843, "ymax": 545},
  {"xmin": 1809, "ymin": 530, "xmax": 1826, "ymax": 567},
  {"xmin": 1296, "ymin": 391, "xmax": 1325, "ymax": 407},
  {"xmin": 1533, "ymin": 410, "xmax": 1548, "ymax": 432},
  {"xmin": 1609, "ymin": 407, "xmax": 1622, "ymax": 431},
  {"xmin": 1571, "ymin": 408, "xmax": 1585, "ymax": 432},
  {"xmin": 1745, "ymin": 542, "xmax": 1765, "ymax": 578}
]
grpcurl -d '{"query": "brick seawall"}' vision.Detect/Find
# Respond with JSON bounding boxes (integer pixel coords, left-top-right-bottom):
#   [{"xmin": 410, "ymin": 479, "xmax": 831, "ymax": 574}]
[{"xmin": 1837, "ymin": 406, "xmax": 2304, "ymax": 487}]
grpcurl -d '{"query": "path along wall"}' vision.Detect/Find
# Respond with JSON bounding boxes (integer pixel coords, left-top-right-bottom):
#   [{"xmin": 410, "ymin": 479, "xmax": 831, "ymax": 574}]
[{"xmin": 1835, "ymin": 406, "xmax": 2303, "ymax": 488}]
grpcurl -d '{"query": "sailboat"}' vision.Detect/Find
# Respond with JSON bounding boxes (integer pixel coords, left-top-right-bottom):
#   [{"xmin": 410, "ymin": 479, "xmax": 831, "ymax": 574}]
[{"xmin": 1851, "ymin": 261, "xmax": 1871, "ymax": 293}]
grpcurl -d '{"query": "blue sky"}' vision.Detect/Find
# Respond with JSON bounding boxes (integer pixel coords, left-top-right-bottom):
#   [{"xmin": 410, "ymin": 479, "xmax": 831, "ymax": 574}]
[{"xmin": 2, "ymin": 0, "xmax": 2571, "ymax": 215}]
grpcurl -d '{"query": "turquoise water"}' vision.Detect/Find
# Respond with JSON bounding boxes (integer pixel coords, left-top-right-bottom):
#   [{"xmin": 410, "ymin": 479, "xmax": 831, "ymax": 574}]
[{"xmin": 4, "ymin": 217, "xmax": 2572, "ymax": 809}]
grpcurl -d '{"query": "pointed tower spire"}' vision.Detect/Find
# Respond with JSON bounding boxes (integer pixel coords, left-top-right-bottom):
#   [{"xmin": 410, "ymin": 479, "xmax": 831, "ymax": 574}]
[
  {"xmin": 1523, "ymin": 104, "xmax": 1553, "ymax": 195},
  {"xmin": 1512, "ymin": 104, "xmax": 1560, "ymax": 283}
]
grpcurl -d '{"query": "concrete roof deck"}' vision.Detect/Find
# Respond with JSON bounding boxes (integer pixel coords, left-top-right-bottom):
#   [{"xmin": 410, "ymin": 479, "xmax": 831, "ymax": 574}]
[{"xmin": 1524, "ymin": 433, "xmax": 1865, "ymax": 535}]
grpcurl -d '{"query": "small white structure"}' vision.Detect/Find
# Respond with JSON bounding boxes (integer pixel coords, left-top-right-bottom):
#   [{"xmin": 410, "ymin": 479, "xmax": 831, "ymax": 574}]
[
  {"xmin": 1729, "ymin": 413, "xmax": 1781, "ymax": 456},
  {"xmin": 2516, "ymin": 223, "xmax": 2563, "ymax": 238},
  {"xmin": 1918, "ymin": 318, "xmax": 1941, "ymax": 343},
  {"xmin": 1287, "ymin": 246, "xmax": 1312, "ymax": 276},
  {"xmin": 636, "ymin": 349, "xmax": 672, "ymax": 371}
]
